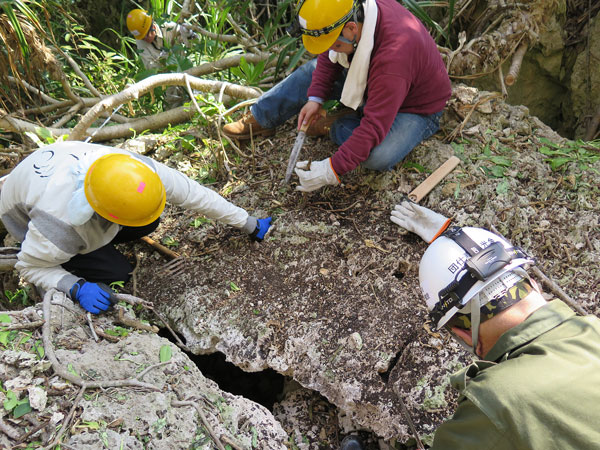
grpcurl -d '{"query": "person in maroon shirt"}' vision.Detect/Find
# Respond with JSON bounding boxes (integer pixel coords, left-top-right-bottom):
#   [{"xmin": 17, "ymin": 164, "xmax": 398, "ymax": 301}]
[{"xmin": 223, "ymin": 0, "xmax": 451, "ymax": 193}]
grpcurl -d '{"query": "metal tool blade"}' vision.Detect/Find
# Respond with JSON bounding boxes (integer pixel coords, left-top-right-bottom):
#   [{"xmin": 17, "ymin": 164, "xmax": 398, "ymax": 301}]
[{"xmin": 284, "ymin": 129, "xmax": 307, "ymax": 183}]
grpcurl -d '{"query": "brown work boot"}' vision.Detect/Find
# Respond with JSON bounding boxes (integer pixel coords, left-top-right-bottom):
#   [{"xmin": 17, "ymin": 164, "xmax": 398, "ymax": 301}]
[
  {"xmin": 222, "ymin": 112, "xmax": 276, "ymax": 140},
  {"xmin": 306, "ymin": 108, "xmax": 355, "ymax": 137}
]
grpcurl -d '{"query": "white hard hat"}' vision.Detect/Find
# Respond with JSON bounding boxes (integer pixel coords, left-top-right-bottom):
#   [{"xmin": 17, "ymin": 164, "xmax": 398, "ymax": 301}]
[{"xmin": 419, "ymin": 227, "xmax": 534, "ymax": 331}]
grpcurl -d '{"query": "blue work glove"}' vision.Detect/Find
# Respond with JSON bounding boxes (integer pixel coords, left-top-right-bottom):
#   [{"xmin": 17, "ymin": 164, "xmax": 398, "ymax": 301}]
[
  {"xmin": 250, "ymin": 217, "xmax": 272, "ymax": 242},
  {"xmin": 69, "ymin": 279, "xmax": 115, "ymax": 314}
]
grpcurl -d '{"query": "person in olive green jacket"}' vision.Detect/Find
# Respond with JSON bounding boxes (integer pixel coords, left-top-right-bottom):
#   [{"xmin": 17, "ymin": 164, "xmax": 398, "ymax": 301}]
[{"xmin": 389, "ymin": 201, "xmax": 600, "ymax": 450}]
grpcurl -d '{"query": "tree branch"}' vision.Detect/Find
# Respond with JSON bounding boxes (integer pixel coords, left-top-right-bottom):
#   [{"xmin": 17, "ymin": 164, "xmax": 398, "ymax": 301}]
[
  {"xmin": 68, "ymin": 73, "xmax": 261, "ymax": 141},
  {"xmin": 53, "ymin": 46, "xmax": 103, "ymax": 98}
]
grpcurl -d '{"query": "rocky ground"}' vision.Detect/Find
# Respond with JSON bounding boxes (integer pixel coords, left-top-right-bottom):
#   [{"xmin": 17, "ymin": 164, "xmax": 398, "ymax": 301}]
[{"xmin": 1, "ymin": 84, "xmax": 599, "ymax": 449}]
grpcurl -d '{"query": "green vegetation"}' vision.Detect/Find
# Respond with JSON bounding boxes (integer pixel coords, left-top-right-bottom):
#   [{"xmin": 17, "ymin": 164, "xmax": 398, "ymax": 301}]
[{"xmin": 537, "ymin": 138, "xmax": 600, "ymax": 173}]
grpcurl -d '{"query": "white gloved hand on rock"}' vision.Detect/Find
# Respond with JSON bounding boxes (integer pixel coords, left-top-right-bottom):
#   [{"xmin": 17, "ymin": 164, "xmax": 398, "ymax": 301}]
[
  {"xmin": 390, "ymin": 199, "xmax": 451, "ymax": 243},
  {"xmin": 295, "ymin": 158, "xmax": 340, "ymax": 193}
]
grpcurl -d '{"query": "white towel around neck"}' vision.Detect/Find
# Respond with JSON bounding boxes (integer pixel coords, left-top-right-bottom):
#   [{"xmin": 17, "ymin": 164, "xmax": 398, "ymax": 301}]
[{"xmin": 328, "ymin": 0, "xmax": 378, "ymax": 110}]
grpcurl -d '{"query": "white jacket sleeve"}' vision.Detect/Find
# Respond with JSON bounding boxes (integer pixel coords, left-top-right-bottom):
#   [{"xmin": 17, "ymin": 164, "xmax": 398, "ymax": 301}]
[
  {"xmin": 152, "ymin": 158, "xmax": 250, "ymax": 230},
  {"xmin": 16, "ymin": 221, "xmax": 81, "ymax": 294}
]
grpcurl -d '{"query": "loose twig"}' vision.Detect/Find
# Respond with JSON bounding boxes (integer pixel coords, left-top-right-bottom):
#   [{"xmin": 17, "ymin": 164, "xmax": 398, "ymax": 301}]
[
  {"xmin": 42, "ymin": 386, "xmax": 86, "ymax": 450},
  {"xmin": 489, "ymin": 226, "xmax": 587, "ymax": 315},
  {"xmin": 0, "ymin": 416, "xmax": 21, "ymax": 440},
  {"xmin": 172, "ymin": 400, "xmax": 227, "ymax": 450},
  {"xmin": 530, "ymin": 266, "xmax": 588, "ymax": 316},
  {"xmin": 0, "ymin": 320, "xmax": 45, "ymax": 331}
]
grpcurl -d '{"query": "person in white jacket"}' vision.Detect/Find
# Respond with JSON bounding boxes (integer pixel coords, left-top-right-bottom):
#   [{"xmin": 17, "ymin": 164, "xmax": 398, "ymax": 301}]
[
  {"xmin": 126, "ymin": 8, "xmax": 197, "ymax": 70},
  {"xmin": 0, "ymin": 142, "xmax": 271, "ymax": 314}
]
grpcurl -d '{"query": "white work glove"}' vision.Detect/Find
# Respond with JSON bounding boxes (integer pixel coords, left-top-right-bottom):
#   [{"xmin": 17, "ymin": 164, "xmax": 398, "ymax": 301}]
[
  {"xmin": 295, "ymin": 158, "xmax": 340, "ymax": 193},
  {"xmin": 390, "ymin": 198, "xmax": 451, "ymax": 243}
]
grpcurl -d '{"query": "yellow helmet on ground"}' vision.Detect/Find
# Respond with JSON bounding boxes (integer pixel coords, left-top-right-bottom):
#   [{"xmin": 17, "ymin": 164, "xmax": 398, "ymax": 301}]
[
  {"xmin": 84, "ymin": 153, "xmax": 166, "ymax": 227},
  {"xmin": 127, "ymin": 9, "xmax": 152, "ymax": 39},
  {"xmin": 297, "ymin": 0, "xmax": 358, "ymax": 54}
]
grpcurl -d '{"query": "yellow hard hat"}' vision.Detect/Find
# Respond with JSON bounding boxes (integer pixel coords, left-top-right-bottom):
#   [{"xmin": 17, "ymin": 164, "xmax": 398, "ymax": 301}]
[
  {"xmin": 126, "ymin": 9, "xmax": 152, "ymax": 40},
  {"xmin": 84, "ymin": 153, "xmax": 166, "ymax": 227},
  {"xmin": 298, "ymin": 0, "xmax": 357, "ymax": 54}
]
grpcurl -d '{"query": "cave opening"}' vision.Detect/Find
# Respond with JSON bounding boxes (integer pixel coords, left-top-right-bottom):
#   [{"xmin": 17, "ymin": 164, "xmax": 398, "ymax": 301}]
[{"xmin": 158, "ymin": 328, "xmax": 286, "ymax": 411}]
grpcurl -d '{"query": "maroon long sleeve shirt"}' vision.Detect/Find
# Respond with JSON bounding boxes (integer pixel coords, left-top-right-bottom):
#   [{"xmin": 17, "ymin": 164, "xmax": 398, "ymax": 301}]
[{"xmin": 307, "ymin": 0, "xmax": 452, "ymax": 175}]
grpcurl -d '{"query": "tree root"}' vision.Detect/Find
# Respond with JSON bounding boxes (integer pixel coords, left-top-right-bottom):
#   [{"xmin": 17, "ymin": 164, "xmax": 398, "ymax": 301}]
[
  {"xmin": 504, "ymin": 42, "xmax": 528, "ymax": 86},
  {"xmin": 42, "ymin": 289, "xmax": 161, "ymax": 391},
  {"xmin": 116, "ymin": 307, "xmax": 159, "ymax": 333},
  {"xmin": 584, "ymin": 105, "xmax": 600, "ymax": 141}
]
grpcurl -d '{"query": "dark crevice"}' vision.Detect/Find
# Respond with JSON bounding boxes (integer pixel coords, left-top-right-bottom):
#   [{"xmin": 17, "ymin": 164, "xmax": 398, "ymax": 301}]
[
  {"xmin": 378, "ymin": 349, "xmax": 403, "ymax": 383},
  {"xmin": 159, "ymin": 328, "xmax": 286, "ymax": 411},
  {"xmin": 378, "ymin": 331, "xmax": 418, "ymax": 384}
]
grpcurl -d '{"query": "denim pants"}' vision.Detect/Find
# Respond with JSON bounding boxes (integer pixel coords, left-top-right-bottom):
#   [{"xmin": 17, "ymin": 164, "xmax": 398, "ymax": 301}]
[{"xmin": 251, "ymin": 58, "xmax": 443, "ymax": 171}]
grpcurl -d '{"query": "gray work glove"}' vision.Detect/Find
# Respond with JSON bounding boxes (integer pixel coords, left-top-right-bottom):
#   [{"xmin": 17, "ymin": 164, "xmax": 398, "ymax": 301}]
[{"xmin": 390, "ymin": 198, "xmax": 451, "ymax": 243}]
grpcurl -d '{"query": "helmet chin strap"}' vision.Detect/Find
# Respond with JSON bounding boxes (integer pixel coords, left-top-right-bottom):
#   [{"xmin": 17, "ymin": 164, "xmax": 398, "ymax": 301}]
[{"xmin": 470, "ymin": 295, "xmax": 482, "ymax": 356}]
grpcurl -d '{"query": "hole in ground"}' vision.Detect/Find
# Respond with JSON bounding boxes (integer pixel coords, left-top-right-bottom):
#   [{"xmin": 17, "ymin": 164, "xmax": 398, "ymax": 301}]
[{"xmin": 159, "ymin": 328, "xmax": 286, "ymax": 411}]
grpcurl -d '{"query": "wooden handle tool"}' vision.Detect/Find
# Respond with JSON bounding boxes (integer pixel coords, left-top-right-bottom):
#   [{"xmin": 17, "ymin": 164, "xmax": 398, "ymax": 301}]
[
  {"xmin": 408, "ymin": 156, "xmax": 461, "ymax": 203},
  {"xmin": 140, "ymin": 236, "xmax": 180, "ymax": 260}
]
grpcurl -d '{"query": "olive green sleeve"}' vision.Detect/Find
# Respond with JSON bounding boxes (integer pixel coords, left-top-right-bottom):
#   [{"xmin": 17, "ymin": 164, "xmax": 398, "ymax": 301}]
[{"xmin": 430, "ymin": 398, "xmax": 513, "ymax": 450}]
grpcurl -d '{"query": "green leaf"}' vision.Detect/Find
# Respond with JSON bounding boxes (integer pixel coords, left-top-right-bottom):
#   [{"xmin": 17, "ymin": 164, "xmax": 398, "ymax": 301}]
[
  {"xmin": 401, "ymin": 161, "xmax": 427, "ymax": 173},
  {"xmin": 35, "ymin": 127, "xmax": 54, "ymax": 143},
  {"xmin": 496, "ymin": 180, "xmax": 510, "ymax": 195},
  {"xmin": 0, "ymin": 313, "xmax": 11, "ymax": 323},
  {"xmin": 229, "ymin": 282, "xmax": 240, "ymax": 292},
  {"xmin": 80, "ymin": 420, "xmax": 100, "ymax": 430},
  {"xmin": 489, "ymin": 156, "xmax": 512, "ymax": 167},
  {"xmin": 3, "ymin": 390, "xmax": 18, "ymax": 411},
  {"xmin": 0, "ymin": 331, "xmax": 10, "ymax": 346},
  {"xmin": 251, "ymin": 426, "xmax": 258, "ymax": 447},
  {"xmin": 33, "ymin": 340, "xmax": 44, "ymax": 360},
  {"xmin": 489, "ymin": 166, "xmax": 506, "ymax": 178},
  {"xmin": 548, "ymin": 157, "xmax": 572, "ymax": 170},
  {"xmin": 67, "ymin": 363, "xmax": 79, "ymax": 378},
  {"xmin": 13, "ymin": 399, "xmax": 32, "ymax": 418},
  {"xmin": 159, "ymin": 345, "xmax": 172, "ymax": 362}
]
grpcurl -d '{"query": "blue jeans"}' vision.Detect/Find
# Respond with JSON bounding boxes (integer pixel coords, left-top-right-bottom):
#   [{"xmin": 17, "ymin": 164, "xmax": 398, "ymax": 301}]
[{"xmin": 251, "ymin": 59, "xmax": 443, "ymax": 172}]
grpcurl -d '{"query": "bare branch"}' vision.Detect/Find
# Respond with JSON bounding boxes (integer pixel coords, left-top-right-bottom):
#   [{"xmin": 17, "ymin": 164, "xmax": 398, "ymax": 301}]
[
  {"xmin": 8, "ymin": 76, "xmax": 59, "ymax": 104},
  {"xmin": 68, "ymin": 73, "xmax": 261, "ymax": 141},
  {"xmin": 189, "ymin": 25, "xmax": 239, "ymax": 43},
  {"xmin": 53, "ymin": 46, "xmax": 103, "ymax": 98}
]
